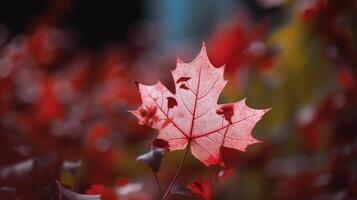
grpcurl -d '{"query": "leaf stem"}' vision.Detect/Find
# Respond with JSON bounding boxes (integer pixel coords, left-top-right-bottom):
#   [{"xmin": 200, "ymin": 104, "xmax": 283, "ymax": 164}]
[
  {"xmin": 211, "ymin": 124, "xmax": 230, "ymax": 186},
  {"xmin": 152, "ymin": 170, "xmax": 163, "ymax": 197},
  {"xmin": 161, "ymin": 142, "xmax": 191, "ymax": 200},
  {"xmin": 210, "ymin": 167, "xmax": 220, "ymax": 185}
]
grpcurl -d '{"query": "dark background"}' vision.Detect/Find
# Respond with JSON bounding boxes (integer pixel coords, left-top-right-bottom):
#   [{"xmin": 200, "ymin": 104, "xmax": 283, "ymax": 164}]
[
  {"xmin": 0, "ymin": 0, "xmax": 144, "ymax": 48},
  {"xmin": 0, "ymin": 0, "xmax": 278, "ymax": 49}
]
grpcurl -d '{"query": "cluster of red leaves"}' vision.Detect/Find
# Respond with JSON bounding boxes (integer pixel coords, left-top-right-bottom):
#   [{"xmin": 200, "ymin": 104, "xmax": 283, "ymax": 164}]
[
  {"xmin": 0, "ymin": 26, "xmax": 147, "ymax": 199},
  {"xmin": 245, "ymin": 1, "xmax": 357, "ymax": 198},
  {"xmin": 298, "ymin": 0, "xmax": 357, "ymax": 151},
  {"xmin": 301, "ymin": 0, "xmax": 357, "ymax": 89},
  {"xmin": 1, "ymin": 2, "xmax": 356, "ymax": 199},
  {"xmin": 2, "ymin": 24, "xmax": 260, "ymax": 200},
  {"xmin": 216, "ymin": 2, "xmax": 357, "ymax": 198}
]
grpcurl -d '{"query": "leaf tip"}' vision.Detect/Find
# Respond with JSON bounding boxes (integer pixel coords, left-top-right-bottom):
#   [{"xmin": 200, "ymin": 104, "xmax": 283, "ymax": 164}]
[
  {"xmin": 176, "ymin": 56, "xmax": 184, "ymax": 64},
  {"xmin": 128, "ymin": 109, "xmax": 140, "ymax": 120},
  {"xmin": 263, "ymin": 108, "xmax": 272, "ymax": 113},
  {"xmin": 201, "ymin": 41, "xmax": 206, "ymax": 49},
  {"xmin": 155, "ymin": 80, "xmax": 162, "ymax": 87},
  {"xmin": 199, "ymin": 42, "xmax": 207, "ymax": 56}
]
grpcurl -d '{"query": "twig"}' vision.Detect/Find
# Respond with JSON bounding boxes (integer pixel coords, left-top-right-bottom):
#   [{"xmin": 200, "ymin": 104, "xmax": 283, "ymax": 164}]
[
  {"xmin": 161, "ymin": 142, "xmax": 191, "ymax": 200},
  {"xmin": 152, "ymin": 170, "xmax": 163, "ymax": 197}
]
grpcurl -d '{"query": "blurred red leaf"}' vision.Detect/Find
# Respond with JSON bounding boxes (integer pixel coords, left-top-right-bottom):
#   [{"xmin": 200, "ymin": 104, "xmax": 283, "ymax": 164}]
[
  {"xmin": 36, "ymin": 78, "xmax": 64, "ymax": 123},
  {"xmin": 336, "ymin": 68, "xmax": 355, "ymax": 91},
  {"xmin": 186, "ymin": 178, "xmax": 211, "ymax": 200},
  {"xmin": 208, "ymin": 20, "xmax": 275, "ymax": 74},
  {"xmin": 86, "ymin": 184, "xmax": 118, "ymax": 200}
]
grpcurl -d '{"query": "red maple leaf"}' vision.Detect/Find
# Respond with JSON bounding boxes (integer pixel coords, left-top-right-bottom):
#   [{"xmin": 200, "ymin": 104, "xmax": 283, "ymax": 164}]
[
  {"xmin": 187, "ymin": 178, "xmax": 211, "ymax": 200},
  {"xmin": 131, "ymin": 44, "xmax": 270, "ymax": 166}
]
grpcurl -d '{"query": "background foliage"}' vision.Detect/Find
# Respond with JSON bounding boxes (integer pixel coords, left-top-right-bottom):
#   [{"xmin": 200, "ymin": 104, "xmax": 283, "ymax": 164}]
[{"xmin": 0, "ymin": 0, "xmax": 356, "ymax": 199}]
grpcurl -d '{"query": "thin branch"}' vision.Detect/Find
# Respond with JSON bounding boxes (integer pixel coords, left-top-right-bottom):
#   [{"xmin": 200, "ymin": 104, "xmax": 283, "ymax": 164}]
[
  {"xmin": 211, "ymin": 124, "xmax": 230, "ymax": 186},
  {"xmin": 161, "ymin": 142, "xmax": 191, "ymax": 200},
  {"xmin": 210, "ymin": 167, "xmax": 221, "ymax": 186},
  {"xmin": 152, "ymin": 170, "xmax": 163, "ymax": 197}
]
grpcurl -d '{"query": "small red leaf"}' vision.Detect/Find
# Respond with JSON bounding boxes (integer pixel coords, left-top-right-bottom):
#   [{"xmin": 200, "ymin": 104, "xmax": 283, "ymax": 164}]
[{"xmin": 187, "ymin": 178, "xmax": 211, "ymax": 200}]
